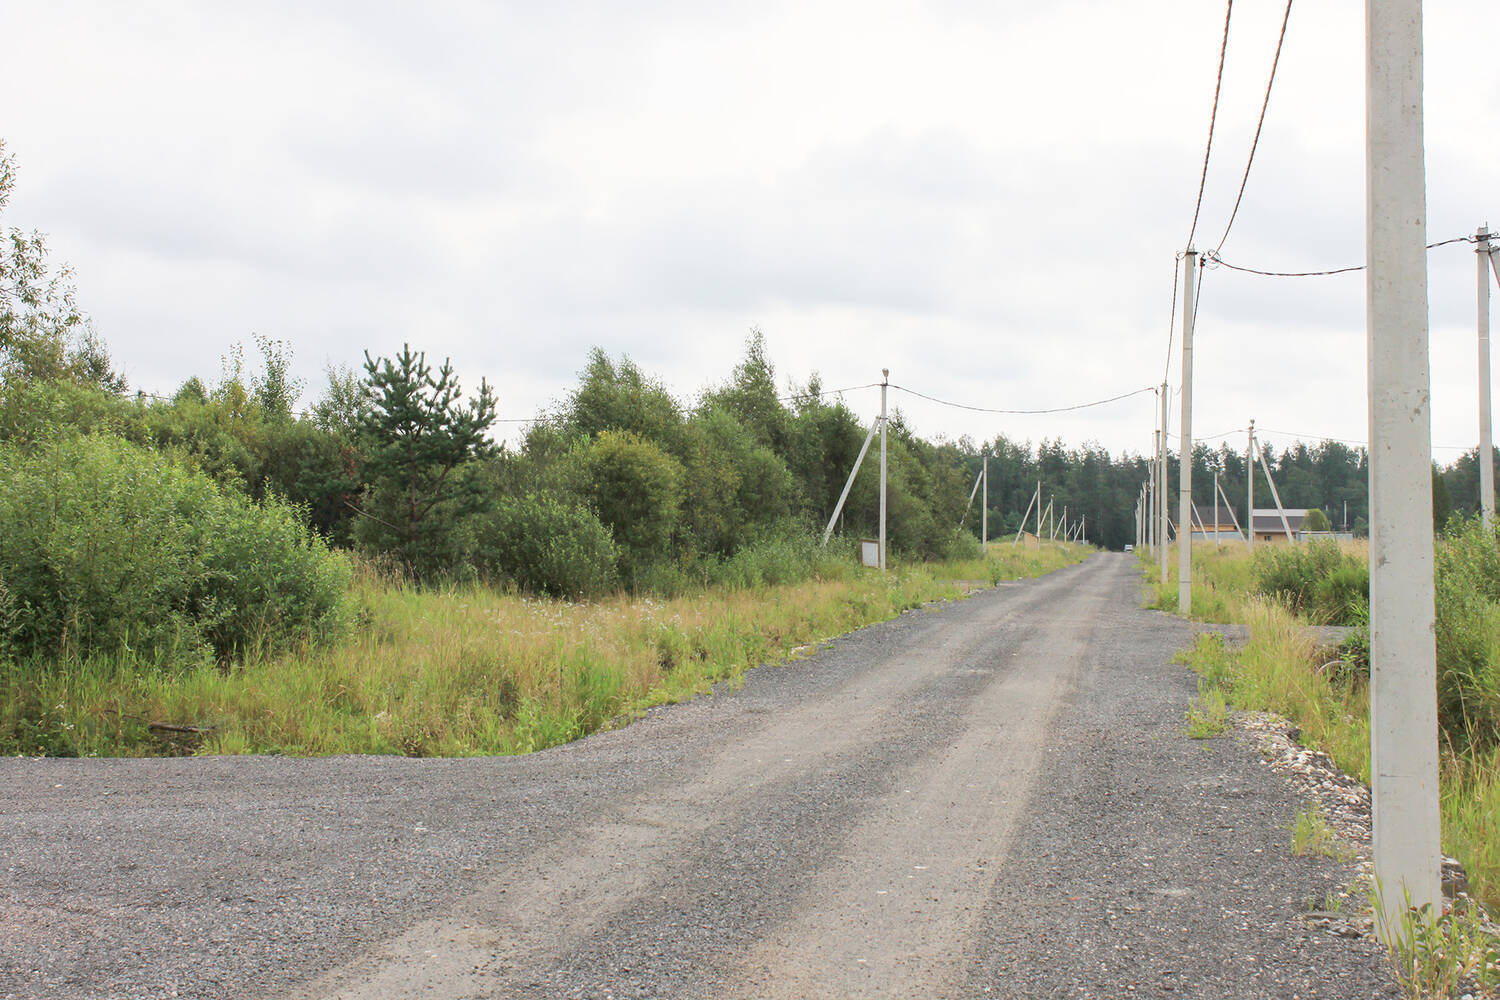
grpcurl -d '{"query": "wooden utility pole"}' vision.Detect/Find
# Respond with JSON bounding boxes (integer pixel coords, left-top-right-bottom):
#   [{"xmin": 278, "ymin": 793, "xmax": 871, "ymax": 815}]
[
  {"xmin": 1479, "ymin": 225, "xmax": 1494, "ymax": 527},
  {"xmin": 1366, "ymin": 0, "xmax": 1441, "ymax": 925},
  {"xmin": 1178, "ymin": 250, "xmax": 1197, "ymax": 614}
]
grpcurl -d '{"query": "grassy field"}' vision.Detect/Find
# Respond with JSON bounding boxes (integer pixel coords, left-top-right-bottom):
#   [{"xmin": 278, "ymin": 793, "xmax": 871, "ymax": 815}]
[
  {"xmin": 2, "ymin": 542, "xmax": 1091, "ymax": 759},
  {"xmin": 1148, "ymin": 541, "xmax": 1500, "ymax": 910}
]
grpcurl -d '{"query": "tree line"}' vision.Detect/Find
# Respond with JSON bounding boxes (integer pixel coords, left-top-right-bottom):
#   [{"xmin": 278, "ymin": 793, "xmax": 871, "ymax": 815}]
[{"xmin": 5, "ymin": 138, "xmax": 1496, "ymax": 603}]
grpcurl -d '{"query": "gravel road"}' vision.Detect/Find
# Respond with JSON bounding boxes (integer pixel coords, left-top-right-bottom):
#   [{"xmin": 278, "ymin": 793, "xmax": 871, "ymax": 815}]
[{"xmin": 1, "ymin": 553, "xmax": 1399, "ymax": 999}]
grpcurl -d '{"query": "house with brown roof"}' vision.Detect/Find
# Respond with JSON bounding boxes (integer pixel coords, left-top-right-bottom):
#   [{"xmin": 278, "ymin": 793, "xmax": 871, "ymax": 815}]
[
  {"xmin": 1251, "ymin": 508, "xmax": 1305, "ymax": 544},
  {"xmin": 1168, "ymin": 503, "xmax": 1244, "ymax": 543}
]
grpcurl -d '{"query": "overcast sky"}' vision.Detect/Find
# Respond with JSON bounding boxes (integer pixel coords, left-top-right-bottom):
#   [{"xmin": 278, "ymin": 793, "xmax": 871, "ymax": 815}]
[{"xmin": 6, "ymin": 1, "xmax": 1498, "ymax": 460}]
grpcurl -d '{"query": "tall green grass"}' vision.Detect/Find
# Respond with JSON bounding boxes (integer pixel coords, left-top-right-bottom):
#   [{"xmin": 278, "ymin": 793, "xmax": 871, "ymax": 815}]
[
  {"xmin": 2, "ymin": 542, "xmax": 1092, "ymax": 759},
  {"xmin": 1163, "ymin": 530, "xmax": 1500, "ymax": 908}
]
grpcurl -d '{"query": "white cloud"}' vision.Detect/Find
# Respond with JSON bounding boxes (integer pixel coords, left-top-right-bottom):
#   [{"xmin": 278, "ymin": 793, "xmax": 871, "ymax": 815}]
[{"xmin": 3, "ymin": 0, "xmax": 1497, "ymax": 462}]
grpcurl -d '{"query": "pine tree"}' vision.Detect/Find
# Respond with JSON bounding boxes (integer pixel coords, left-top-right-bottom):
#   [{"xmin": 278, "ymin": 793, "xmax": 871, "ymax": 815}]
[{"xmin": 354, "ymin": 344, "xmax": 497, "ymax": 575}]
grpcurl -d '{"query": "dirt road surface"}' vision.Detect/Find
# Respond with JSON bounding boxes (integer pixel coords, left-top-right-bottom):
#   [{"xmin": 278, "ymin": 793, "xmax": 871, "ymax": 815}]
[{"xmin": 0, "ymin": 554, "xmax": 1398, "ymax": 999}]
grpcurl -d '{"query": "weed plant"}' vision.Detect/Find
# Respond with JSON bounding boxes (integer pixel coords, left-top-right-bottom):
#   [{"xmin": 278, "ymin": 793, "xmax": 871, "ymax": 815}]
[
  {"xmin": 1373, "ymin": 880, "xmax": 1500, "ymax": 1000},
  {"xmin": 1184, "ymin": 679, "xmax": 1229, "ymax": 738},
  {"xmin": 1290, "ymin": 802, "xmax": 1352, "ymax": 861}
]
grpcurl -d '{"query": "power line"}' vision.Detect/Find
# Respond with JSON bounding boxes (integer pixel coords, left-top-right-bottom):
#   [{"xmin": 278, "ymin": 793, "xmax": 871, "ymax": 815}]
[
  {"xmin": 1186, "ymin": 0, "xmax": 1235, "ymax": 249},
  {"xmin": 1163, "ymin": 252, "xmax": 1182, "ymax": 384},
  {"xmin": 777, "ymin": 381, "xmax": 883, "ymax": 404},
  {"xmin": 888, "ymin": 383, "xmax": 1157, "ymax": 416},
  {"xmin": 1165, "ymin": 254, "xmax": 1209, "ymax": 386},
  {"xmin": 1216, "ymin": 0, "xmax": 1294, "ymax": 253},
  {"xmin": 1204, "ymin": 256, "xmax": 1362, "ymax": 278},
  {"xmin": 1203, "ymin": 234, "xmax": 1480, "ymax": 278},
  {"xmin": 1256, "ymin": 426, "xmax": 1471, "ymax": 452}
]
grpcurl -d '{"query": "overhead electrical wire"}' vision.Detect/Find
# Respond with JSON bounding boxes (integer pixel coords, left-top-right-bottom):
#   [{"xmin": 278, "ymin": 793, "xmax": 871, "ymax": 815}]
[
  {"xmin": 1164, "ymin": 252, "xmax": 1208, "ymax": 387},
  {"xmin": 1203, "ymin": 234, "xmax": 1481, "ymax": 278},
  {"xmin": 776, "ymin": 381, "xmax": 884, "ymax": 404},
  {"xmin": 1256, "ymin": 426, "xmax": 1472, "ymax": 452},
  {"xmin": 1167, "ymin": 1, "xmax": 1234, "ymax": 392},
  {"xmin": 1186, "ymin": 0, "xmax": 1235, "ymax": 250},
  {"xmin": 888, "ymin": 383, "xmax": 1157, "ymax": 416},
  {"xmin": 1162, "ymin": 252, "xmax": 1183, "ymax": 384},
  {"xmin": 1215, "ymin": 0, "xmax": 1294, "ymax": 253}
]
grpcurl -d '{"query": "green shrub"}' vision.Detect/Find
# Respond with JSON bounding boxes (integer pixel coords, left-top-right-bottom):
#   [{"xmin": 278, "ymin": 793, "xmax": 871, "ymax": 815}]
[
  {"xmin": 1332, "ymin": 601, "xmax": 1370, "ymax": 687},
  {"xmin": 1434, "ymin": 517, "xmax": 1500, "ymax": 749},
  {"xmin": 939, "ymin": 527, "xmax": 983, "ymax": 563},
  {"xmin": 628, "ymin": 559, "xmax": 699, "ymax": 598},
  {"xmin": 0, "ymin": 434, "xmax": 351, "ymax": 663},
  {"xmin": 1311, "ymin": 562, "xmax": 1370, "ymax": 624},
  {"xmin": 470, "ymin": 496, "xmax": 619, "ymax": 598},
  {"xmin": 573, "ymin": 430, "xmax": 684, "ymax": 582},
  {"xmin": 705, "ymin": 524, "xmax": 826, "ymax": 589},
  {"xmin": 0, "ymin": 573, "xmax": 18, "ymax": 662},
  {"xmin": 1252, "ymin": 539, "xmax": 1363, "ymax": 623},
  {"xmin": 194, "ymin": 493, "xmax": 355, "ymax": 658}
]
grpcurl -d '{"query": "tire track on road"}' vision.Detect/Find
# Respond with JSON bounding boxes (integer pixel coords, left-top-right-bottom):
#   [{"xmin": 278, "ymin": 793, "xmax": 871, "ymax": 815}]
[{"xmin": 287, "ymin": 566, "xmax": 1088, "ymax": 999}]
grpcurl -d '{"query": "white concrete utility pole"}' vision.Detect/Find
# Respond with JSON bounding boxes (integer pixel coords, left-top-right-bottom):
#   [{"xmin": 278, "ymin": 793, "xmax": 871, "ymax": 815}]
[
  {"xmin": 1159, "ymin": 383, "xmax": 1170, "ymax": 584},
  {"xmin": 1366, "ymin": 0, "xmax": 1442, "ymax": 925},
  {"xmin": 1139, "ymin": 485, "xmax": 1146, "ymax": 550},
  {"xmin": 1178, "ymin": 250, "xmax": 1197, "ymax": 614},
  {"xmin": 879, "ymin": 369, "xmax": 888, "ymax": 572},
  {"xmin": 1479, "ymin": 225, "xmax": 1495, "ymax": 527},
  {"xmin": 1149, "ymin": 434, "xmax": 1159, "ymax": 555},
  {"xmin": 1247, "ymin": 421, "xmax": 1256, "ymax": 552},
  {"xmin": 982, "ymin": 456, "xmax": 989, "ymax": 554}
]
